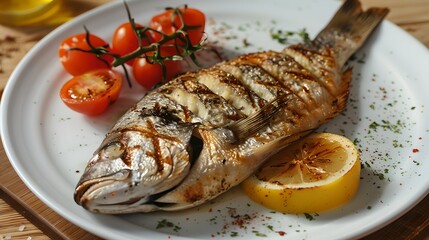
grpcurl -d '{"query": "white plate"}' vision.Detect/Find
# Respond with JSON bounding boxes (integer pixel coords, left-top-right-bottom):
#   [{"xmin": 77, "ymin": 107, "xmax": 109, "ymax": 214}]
[{"xmin": 2, "ymin": 0, "xmax": 429, "ymax": 239}]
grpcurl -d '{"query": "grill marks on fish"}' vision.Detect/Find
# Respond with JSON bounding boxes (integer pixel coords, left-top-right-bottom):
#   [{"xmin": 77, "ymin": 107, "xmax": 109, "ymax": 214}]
[
  {"xmin": 103, "ymin": 117, "xmax": 194, "ymax": 197},
  {"xmin": 116, "ymin": 123, "xmax": 181, "ymax": 146},
  {"xmin": 195, "ymin": 69, "xmax": 263, "ymax": 117},
  {"xmin": 152, "ymin": 49, "xmax": 341, "ymax": 154},
  {"xmin": 258, "ymin": 52, "xmax": 332, "ymax": 108},
  {"xmin": 225, "ymin": 51, "xmax": 331, "ymax": 116},
  {"xmin": 106, "ymin": 122, "xmax": 179, "ymax": 173},
  {"xmin": 283, "ymin": 46, "xmax": 339, "ymax": 95},
  {"xmin": 163, "ymin": 75, "xmax": 243, "ymax": 126},
  {"xmin": 220, "ymin": 63, "xmax": 283, "ymax": 103},
  {"xmin": 138, "ymin": 91, "xmax": 195, "ymax": 123},
  {"xmin": 143, "ymin": 120, "xmax": 172, "ymax": 171},
  {"xmin": 157, "ymin": 50, "xmax": 338, "ymax": 132},
  {"xmin": 143, "ymin": 50, "xmax": 342, "ymax": 153}
]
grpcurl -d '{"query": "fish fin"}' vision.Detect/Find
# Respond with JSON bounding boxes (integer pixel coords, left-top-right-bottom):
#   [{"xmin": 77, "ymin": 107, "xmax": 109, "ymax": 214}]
[
  {"xmin": 226, "ymin": 95, "xmax": 290, "ymax": 143},
  {"xmin": 337, "ymin": 67, "xmax": 353, "ymax": 112},
  {"xmin": 314, "ymin": 0, "xmax": 389, "ymax": 66}
]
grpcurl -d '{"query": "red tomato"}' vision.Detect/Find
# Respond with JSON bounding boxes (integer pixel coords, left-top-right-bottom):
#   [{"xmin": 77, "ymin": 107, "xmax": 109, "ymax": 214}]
[
  {"xmin": 59, "ymin": 69, "xmax": 123, "ymax": 116},
  {"xmin": 112, "ymin": 22, "xmax": 153, "ymax": 66},
  {"xmin": 59, "ymin": 33, "xmax": 113, "ymax": 76},
  {"xmin": 150, "ymin": 7, "xmax": 205, "ymax": 46},
  {"xmin": 132, "ymin": 46, "xmax": 182, "ymax": 90}
]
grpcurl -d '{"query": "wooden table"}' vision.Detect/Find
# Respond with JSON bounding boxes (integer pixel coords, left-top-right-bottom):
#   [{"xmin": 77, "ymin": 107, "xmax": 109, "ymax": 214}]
[{"xmin": 1, "ymin": 0, "xmax": 428, "ymax": 239}]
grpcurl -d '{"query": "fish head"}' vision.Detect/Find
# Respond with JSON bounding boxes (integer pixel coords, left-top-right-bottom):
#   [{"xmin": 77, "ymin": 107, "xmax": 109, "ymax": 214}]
[{"xmin": 74, "ymin": 128, "xmax": 193, "ymax": 213}]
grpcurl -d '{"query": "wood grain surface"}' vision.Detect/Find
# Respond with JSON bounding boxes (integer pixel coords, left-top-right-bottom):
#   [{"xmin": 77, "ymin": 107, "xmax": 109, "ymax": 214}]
[{"xmin": 1, "ymin": 0, "xmax": 428, "ymax": 239}]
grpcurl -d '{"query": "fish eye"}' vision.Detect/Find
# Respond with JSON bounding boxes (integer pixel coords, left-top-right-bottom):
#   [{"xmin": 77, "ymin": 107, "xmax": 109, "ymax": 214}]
[{"xmin": 99, "ymin": 142, "xmax": 125, "ymax": 161}]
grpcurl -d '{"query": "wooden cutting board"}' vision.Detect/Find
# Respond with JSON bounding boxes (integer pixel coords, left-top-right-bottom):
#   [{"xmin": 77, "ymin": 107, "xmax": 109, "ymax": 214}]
[{"xmin": 0, "ymin": 140, "xmax": 101, "ymax": 239}]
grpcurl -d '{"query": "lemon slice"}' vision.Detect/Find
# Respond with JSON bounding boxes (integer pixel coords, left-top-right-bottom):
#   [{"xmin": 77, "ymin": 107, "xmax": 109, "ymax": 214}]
[{"xmin": 242, "ymin": 132, "xmax": 360, "ymax": 213}]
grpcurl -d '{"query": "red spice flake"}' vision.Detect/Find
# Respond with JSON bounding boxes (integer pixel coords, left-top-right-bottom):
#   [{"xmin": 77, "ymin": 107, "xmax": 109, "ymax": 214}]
[
  {"xmin": 277, "ymin": 231, "xmax": 286, "ymax": 236},
  {"xmin": 4, "ymin": 35, "xmax": 16, "ymax": 42},
  {"xmin": 223, "ymin": 223, "xmax": 230, "ymax": 230},
  {"xmin": 412, "ymin": 148, "xmax": 420, "ymax": 153},
  {"xmin": 221, "ymin": 208, "xmax": 259, "ymax": 230},
  {"xmin": 231, "ymin": 214, "xmax": 253, "ymax": 229},
  {"xmin": 227, "ymin": 209, "xmax": 254, "ymax": 229}
]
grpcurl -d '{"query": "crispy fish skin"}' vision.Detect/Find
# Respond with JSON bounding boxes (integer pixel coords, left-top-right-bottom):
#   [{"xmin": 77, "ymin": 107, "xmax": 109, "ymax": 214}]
[{"xmin": 74, "ymin": 0, "xmax": 389, "ymax": 213}]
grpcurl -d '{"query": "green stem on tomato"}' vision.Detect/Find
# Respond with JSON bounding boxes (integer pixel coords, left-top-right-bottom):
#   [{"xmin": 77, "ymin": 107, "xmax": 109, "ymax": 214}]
[
  {"xmin": 111, "ymin": 44, "xmax": 157, "ymax": 67},
  {"xmin": 119, "ymin": 64, "xmax": 132, "ymax": 88},
  {"xmin": 72, "ymin": 1, "xmax": 205, "ymax": 87}
]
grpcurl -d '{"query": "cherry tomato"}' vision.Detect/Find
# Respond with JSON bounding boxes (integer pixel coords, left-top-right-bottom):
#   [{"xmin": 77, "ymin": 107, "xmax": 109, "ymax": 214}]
[
  {"xmin": 59, "ymin": 69, "xmax": 123, "ymax": 116},
  {"xmin": 112, "ymin": 22, "xmax": 153, "ymax": 66},
  {"xmin": 59, "ymin": 33, "xmax": 113, "ymax": 76},
  {"xmin": 149, "ymin": 7, "xmax": 205, "ymax": 46},
  {"xmin": 132, "ymin": 46, "xmax": 182, "ymax": 90}
]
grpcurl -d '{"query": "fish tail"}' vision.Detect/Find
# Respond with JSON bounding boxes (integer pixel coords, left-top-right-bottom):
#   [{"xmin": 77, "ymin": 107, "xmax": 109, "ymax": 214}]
[{"xmin": 314, "ymin": 0, "xmax": 389, "ymax": 66}]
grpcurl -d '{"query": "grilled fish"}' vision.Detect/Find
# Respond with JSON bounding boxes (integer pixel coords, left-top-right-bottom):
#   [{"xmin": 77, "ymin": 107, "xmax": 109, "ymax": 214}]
[{"xmin": 74, "ymin": 0, "xmax": 388, "ymax": 213}]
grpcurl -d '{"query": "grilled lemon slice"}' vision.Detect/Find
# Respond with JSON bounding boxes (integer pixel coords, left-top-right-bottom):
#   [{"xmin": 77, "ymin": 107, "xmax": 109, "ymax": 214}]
[{"xmin": 242, "ymin": 132, "xmax": 360, "ymax": 213}]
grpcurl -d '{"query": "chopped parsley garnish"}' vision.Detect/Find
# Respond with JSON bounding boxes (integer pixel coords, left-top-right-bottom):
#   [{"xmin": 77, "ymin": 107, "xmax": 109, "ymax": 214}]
[
  {"xmin": 304, "ymin": 213, "xmax": 315, "ymax": 221},
  {"xmin": 270, "ymin": 28, "xmax": 310, "ymax": 44},
  {"xmin": 156, "ymin": 219, "xmax": 181, "ymax": 232}
]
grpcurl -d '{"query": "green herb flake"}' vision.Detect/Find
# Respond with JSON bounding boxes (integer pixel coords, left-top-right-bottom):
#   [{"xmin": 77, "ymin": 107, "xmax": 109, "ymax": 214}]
[
  {"xmin": 357, "ymin": 53, "xmax": 366, "ymax": 63},
  {"xmin": 270, "ymin": 28, "xmax": 310, "ymax": 44},
  {"xmin": 368, "ymin": 120, "xmax": 405, "ymax": 134},
  {"xmin": 377, "ymin": 173, "xmax": 385, "ymax": 180},
  {"xmin": 156, "ymin": 219, "xmax": 173, "ymax": 229},
  {"xmin": 209, "ymin": 216, "xmax": 217, "ymax": 224},
  {"xmin": 392, "ymin": 139, "xmax": 404, "ymax": 148},
  {"xmin": 353, "ymin": 138, "xmax": 361, "ymax": 146},
  {"xmin": 252, "ymin": 230, "xmax": 267, "ymax": 237},
  {"xmin": 243, "ymin": 38, "xmax": 251, "ymax": 47},
  {"xmin": 369, "ymin": 121, "xmax": 380, "ymax": 131},
  {"xmin": 156, "ymin": 219, "xmax": 181, "ymax": 232},
  {"xmin": 173, "ymin": 225, "xmax": 182, "ymax": 232},
  {"xmin": 304, "ymin": 213, "xmax": 314, "ymax": 221}
]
